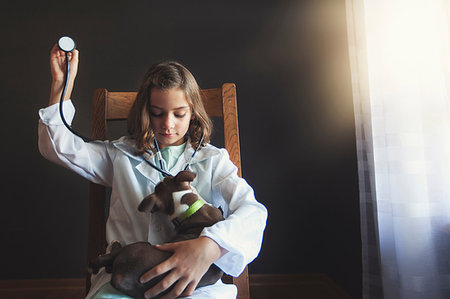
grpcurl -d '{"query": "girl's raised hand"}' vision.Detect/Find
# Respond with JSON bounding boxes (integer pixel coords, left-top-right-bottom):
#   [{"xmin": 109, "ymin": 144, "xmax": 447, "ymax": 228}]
[
  {"xmin": 48, "ymin": 43, "xmax": 79, "ymax": 105},
  {"xmin": 140, "ymin": 237, "xmax": 225, "ymax": 299},
  {"xmin": 50, "ymin": 43, "xmax": 79, "ymax": 83}
]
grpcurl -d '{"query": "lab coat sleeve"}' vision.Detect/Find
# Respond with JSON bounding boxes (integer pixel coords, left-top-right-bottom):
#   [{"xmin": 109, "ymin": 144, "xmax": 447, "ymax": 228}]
[
  {"xmin": 200, "ymin": 149, "xmax": 268, "ymax": 277},
  {"xmin": 38, "ymin": 100, "xmax": 114, "ymax": 186}
]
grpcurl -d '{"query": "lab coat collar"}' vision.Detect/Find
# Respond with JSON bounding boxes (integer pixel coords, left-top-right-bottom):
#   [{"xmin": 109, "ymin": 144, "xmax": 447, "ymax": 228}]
[
  {"xmin": 181, "ymin": 139, "xmax": 221, "ymax": 168},
  {"xmin": 111, "ymin": 136, "xmax": 149, "ymax": 160},
  {"xmin": 111, "ymin": 136, "xmax": 160, "ymax": 184}
]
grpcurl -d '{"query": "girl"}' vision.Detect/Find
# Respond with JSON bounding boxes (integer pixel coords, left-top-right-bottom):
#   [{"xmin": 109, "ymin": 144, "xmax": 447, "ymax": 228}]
[{"xmin": 38, "ymin": 44, "xmax": 267, "ymax": 299}]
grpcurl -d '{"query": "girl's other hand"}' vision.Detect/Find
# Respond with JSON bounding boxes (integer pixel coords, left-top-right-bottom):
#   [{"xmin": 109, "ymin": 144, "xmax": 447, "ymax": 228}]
[{"xmin": 140, "ymin": 237, "xmax": 225, "ymax": 299}]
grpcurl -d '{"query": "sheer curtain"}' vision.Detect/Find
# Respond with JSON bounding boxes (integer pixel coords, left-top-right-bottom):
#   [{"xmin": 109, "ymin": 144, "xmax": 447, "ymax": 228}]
[{"xmin": 346, "ymin": 0, "xmax": 450, "ymax": 298}]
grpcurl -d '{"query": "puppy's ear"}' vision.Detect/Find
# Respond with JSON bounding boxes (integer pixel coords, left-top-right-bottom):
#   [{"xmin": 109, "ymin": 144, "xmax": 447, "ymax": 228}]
[
  {"xmin": 175, "ymin": 170, "xmax": 196, "ymax": 183},
  {"xmin": 138, "ymin": 194, "xmax": 159, "ymax": 213}
]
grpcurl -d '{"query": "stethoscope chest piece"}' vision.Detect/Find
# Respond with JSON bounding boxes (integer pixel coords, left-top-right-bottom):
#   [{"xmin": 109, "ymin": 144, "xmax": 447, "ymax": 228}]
[{"xmin": 58, "ymin": 36, "xmax": 76, "ymax": 52}]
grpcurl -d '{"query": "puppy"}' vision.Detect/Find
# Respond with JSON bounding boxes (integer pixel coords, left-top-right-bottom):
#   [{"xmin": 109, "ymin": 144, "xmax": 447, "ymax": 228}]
[{"xmin": 89, "ymin": 170, "xmax": 224, "ymax": 299}]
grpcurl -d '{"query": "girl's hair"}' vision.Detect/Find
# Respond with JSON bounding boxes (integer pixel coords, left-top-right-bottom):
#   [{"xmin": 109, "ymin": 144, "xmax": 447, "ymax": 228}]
[{"xmin": 127, "ymin": 60, "xmax": 212, "ymax": 154}]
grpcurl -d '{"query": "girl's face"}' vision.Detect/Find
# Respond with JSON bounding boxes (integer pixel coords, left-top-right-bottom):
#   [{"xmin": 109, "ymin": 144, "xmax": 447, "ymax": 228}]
[{"xmin": 149, "ymin": 87, "xmax": 192, "ymax": 149}]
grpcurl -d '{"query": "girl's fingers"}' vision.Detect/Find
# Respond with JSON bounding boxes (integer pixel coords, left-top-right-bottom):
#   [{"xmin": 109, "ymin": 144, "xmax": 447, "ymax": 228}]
[
  {"xmin": 160, "ymin": 277, "xmax": 192, "ymax": 299},
  {"xmin": 140, "ymin": 259, "xmax": 172, "ymax": 283},
  {"xmin": 70, "ymin": 49, "xmax": 79, "ymax": 62},
  {"xmin": 155, "ymin": 242, "xmax": 176, "ymax": 251},
  {"xmin": 180, "ymin": 281, "xmax": 197, "ymax": 298},
  {"xmin": 144, "ymin": 269, "xmax": 181, "ymax": 299}
]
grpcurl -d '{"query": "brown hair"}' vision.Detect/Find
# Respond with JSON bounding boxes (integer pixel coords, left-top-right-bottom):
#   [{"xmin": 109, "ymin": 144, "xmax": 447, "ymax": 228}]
[{"xmin": 127, "ymin": 61, "xmax": 212, "ymax": 154}]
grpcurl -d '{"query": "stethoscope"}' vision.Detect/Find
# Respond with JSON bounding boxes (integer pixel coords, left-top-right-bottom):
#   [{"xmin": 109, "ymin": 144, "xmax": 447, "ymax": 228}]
[
  {"xmin": 57, "ymin": 36, "xmax": 202, "ymax": 178},
  {"xmin": 149, "ymin": 133, "xmax": 204, "ymax": 177},
  {"xmin": 57, "ymin": 36, "xmax": 91, "ymax": 142}
]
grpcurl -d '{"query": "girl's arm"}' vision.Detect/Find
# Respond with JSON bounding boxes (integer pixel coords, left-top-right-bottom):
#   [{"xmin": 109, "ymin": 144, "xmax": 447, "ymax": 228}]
[
  {"xmin": 39, "ymin": 45, "xmax": 114, "ymax": 186},
  {"xmin": 201, "ymin": 149, "xmax": 268, "ymax": 276},
  {"xmin": 38, "ymin": 101, "xmax": 115, "ymax": 186}
]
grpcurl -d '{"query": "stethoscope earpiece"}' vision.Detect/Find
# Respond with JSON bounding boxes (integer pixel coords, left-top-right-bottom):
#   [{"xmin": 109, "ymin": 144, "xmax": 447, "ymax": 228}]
[{"xmin": 58, "ymin": 36, "xmax": 76, "ymax": 52}]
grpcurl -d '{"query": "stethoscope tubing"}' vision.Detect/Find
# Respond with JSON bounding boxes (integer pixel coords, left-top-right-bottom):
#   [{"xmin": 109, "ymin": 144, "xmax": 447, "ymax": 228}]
[
  {"xmin": 59, "ymin": 52, "xmax": 92, "ymax": 142},
  {"xmin": 149, "ymin": 133, "xmax": 204, "ymax": 177}
]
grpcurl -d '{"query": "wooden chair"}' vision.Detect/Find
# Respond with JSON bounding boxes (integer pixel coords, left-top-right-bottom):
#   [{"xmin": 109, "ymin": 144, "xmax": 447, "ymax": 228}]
[{"xmin": 86, "ymin": 83, "xmax": 251, "ymax": 299}]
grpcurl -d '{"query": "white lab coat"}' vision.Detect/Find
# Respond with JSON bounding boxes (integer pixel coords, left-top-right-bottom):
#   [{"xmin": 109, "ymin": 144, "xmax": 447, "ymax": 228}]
[{"xmin": 38, "ymin": 101, "xmax": 267, "ymax": 298}]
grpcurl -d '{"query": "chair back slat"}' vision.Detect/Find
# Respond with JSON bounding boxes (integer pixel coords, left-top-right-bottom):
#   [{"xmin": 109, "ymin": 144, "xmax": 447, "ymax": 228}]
[
  {"xmin": 103, "ymin": 88, "xmax": 225, "ymax": 121},
  {"xmin": 107, "ymin": 92, "xmax": 136, "ymax": 120}
]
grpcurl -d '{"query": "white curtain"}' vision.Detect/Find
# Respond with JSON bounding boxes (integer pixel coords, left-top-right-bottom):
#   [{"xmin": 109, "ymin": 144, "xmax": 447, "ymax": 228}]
[{"xmin": 346, "ymin": 0, "xmax": 450, "ymax": 298}]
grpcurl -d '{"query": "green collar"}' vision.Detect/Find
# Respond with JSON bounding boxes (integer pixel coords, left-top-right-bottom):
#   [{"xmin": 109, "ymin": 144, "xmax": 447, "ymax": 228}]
[{"xmin": 172, "ymin": 199, "xmax": 205, "ymax": 227}]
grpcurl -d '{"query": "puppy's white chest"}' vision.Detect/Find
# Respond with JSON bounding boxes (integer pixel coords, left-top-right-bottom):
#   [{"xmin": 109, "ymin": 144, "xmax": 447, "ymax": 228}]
[{"xmin": 169, "ymin": 190, "xmax": 192, "ymax": 220}]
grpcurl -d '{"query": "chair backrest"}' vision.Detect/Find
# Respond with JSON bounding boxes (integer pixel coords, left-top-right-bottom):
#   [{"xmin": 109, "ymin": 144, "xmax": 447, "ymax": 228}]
[{"xmin": 86, "ymin": 83, "xmax": 250, "ymax": 299}]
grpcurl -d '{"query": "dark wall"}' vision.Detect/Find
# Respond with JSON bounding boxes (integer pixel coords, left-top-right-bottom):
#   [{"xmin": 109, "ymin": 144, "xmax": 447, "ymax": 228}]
[{"xmin": 1, "ymin": 0, "xmax": 361, "ymax": 298}]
